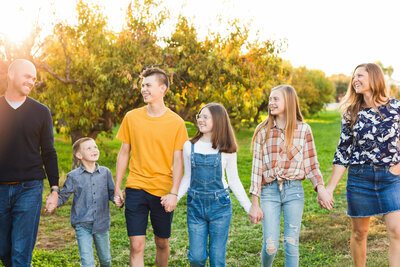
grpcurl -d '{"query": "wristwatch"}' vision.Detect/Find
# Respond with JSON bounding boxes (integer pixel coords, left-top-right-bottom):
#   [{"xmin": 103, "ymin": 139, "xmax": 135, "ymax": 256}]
[{"xmin": 51, "ymin": 188, "xmax": 60, "ymax": 194}]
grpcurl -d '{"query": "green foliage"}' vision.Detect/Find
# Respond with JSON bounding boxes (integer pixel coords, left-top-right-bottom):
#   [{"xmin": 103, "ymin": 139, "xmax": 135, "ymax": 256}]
[
  {"xmin": 37, "ymin": 0, "xmax": 121, "ymax": 142},
  {"xmin": 164, "ymin": 17, "xmax": 287, "ymax": 128},
  {"xmin": 1, "ymin": 0, "xmax": 335, "ymax": 140},
  {"xmin": 329, "ymin": 74, "xmax": 350, "ymax": 102},
  {"xmin": 376, "ymin": 61, "xmax": 394, "ymax": 78},
  {"xmin": 36, "ymin": 0, "xmax": 166, "ymax": 143},
  {"xmin": 291, "ymin": 66, "xmax": 335, "ymax": 116}
]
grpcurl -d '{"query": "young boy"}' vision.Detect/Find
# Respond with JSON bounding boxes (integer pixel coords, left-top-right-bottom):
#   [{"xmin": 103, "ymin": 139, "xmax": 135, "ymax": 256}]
[
  {"xmin": 114, "ymin": 68, "xmax": 188, "ymax": 266},
  {"xmin": 58, "ymin": 137, "xmax": 115, "ymax": 267}
]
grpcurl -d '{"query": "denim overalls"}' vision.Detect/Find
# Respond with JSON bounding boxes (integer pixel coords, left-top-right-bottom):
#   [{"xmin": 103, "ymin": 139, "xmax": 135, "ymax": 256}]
[{"xmin": 187, "ymin": 143, "xmax": 232, "ymax": 267}]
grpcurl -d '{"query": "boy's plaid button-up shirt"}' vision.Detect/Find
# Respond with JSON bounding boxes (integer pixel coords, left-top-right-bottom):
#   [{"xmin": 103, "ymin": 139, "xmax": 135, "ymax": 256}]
[{"xmin": 249, "ymin": 121, "xmax": 324, "ymax": 197}]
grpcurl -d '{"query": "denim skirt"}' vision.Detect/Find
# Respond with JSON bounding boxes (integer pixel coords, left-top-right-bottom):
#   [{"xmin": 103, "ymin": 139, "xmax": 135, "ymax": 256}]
[{"xmin": 347, "ymin": 164, "xmax": 400, "ymax": 217}]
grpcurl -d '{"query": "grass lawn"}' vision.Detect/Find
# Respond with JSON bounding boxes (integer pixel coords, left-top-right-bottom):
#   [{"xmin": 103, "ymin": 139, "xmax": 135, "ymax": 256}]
[{"xmin": 5, "ymin": 110, "xmax": 389, "ymax": 266}]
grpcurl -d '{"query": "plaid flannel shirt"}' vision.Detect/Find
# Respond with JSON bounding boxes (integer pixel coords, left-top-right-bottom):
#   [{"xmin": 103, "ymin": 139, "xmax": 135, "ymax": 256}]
[{"xmin": 249, "ymin": 121, "xmax": 324, "ymax": 197}]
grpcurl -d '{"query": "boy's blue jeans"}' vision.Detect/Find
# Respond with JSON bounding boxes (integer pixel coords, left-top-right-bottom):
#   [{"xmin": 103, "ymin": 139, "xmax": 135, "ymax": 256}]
[
  {"xmin": 260, "ymin": 180, "xmax": 304, "ymax": 267},
  {"xmin": 75, "ymin": 224, "xmax": 111, "ymax": 267},
  {"xmin": 0, "ymin": 180, "xmax": 43, "ymax": 267}
]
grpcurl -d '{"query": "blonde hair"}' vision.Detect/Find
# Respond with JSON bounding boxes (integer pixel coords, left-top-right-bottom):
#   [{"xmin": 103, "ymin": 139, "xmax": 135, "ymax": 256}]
[
  {"xmin": 251, "ymin": 85, "xmax": 303, "ymax": 151},
  {"xmin": 339, "ymin": 63, "xmax": 388, "ymax": 129},
  {"xmin": 72, "ymin": 137, "xmax": 95, "ymax": 163}
]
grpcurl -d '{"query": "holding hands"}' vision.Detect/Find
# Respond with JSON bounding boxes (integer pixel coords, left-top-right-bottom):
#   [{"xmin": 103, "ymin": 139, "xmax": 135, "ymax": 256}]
[
  {"xmin": 160, "ymin": 193, "xmax": 178, "ymax": 213},
  {"xmin": 45, "ymin": 187, "xmax": 59, "ymax": 213},
  {"xmin": 249, "ymin": 204, "xmax": 264, "ymax": 224},
  {"xmin": 316, "ymin": 185, "xmax": 334, "ymax": 211},
  {"xmin": 114, "ymin": 188, "xmax": 125, "ymax": 207}
]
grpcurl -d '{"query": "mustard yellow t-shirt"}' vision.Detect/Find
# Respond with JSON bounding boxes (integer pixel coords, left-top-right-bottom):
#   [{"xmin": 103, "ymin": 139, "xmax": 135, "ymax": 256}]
[{"xmin": 116, "ymin": 106, "xmax": 188, "ymax": 197}]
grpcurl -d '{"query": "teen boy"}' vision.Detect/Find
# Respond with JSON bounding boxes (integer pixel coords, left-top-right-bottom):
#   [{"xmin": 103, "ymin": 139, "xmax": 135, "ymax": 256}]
[
  {"xmin": 58, "ymin": 137, "xmax": 115, "ymax": 267},
  {"xmin": 114, "ymin": 68, "xmax": 188, "ymax": 267}
]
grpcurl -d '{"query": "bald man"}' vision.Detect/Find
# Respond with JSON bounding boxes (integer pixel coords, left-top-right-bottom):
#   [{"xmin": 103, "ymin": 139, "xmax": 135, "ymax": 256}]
[{"xmin": 0, "ymin": 59, "xmax": 59, "ymax": 267}]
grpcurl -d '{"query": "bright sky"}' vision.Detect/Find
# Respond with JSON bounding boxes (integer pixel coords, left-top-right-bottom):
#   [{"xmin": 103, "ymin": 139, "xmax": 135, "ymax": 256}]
[{"xmin": 1, "ymin": 0, "xmax": 399, "ymax": 80}]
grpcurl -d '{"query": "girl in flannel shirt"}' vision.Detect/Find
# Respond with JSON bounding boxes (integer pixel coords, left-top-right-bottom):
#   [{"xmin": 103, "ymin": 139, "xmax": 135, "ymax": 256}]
[{"xmin": 248, "ymin": 85, "xmax": 332, "ymax": 267}]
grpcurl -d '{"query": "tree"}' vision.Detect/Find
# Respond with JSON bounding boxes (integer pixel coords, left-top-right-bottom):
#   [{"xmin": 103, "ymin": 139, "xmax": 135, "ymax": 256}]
[
  {"xmin": 0, "ymin": 24, "xmax": 42, "ymax": 94},
  {"xmin": 291, "ymin": 67, "xmax": 335, "ymax": 116},
  {"xmin": 376, "ymin": 61, "xmax": 394, "ymax": 78},
  {"xmin": 329, "ymin": 74, "xmax": 350, "ymax": 102},
  {"xmin": 36, "ymin": 1, "xmax": 116, "ymax": 145},
  {"xmin": 162, "ymin": 16, "xmax": 213, "ymax": 121},
  {"xmin": 36, "ymin": 0, "xmax": 165, "ymax": 145},
  {"xmin": 376, "ymin": 61, "xmax": 399, "ymax": 98},
  {"xmin": 163, "ymin": 17, "xmax": 287, "ymax": 128}
]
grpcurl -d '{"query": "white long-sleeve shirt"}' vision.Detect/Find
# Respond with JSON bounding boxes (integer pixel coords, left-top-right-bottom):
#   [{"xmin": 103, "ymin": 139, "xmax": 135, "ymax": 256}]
[{"xmin": 178, "ymin": 140, "xmax": 251, "ymax": 213}]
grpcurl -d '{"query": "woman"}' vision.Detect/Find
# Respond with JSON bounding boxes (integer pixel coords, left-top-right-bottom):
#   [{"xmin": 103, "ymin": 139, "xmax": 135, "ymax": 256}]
[{"xmin": 324, "ymin": 63, "xmax": 400, "ymax": 266}]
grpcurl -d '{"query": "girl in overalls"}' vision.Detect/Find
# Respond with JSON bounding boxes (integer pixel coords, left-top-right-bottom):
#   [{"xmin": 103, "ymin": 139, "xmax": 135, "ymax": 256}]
[
  {"xmin": 177, "ymin": 103, "xmax": 251, "ymax": 267},
  {"xmin": 248, "ymin": 85, "xmax": 332, "ymax": 267}
]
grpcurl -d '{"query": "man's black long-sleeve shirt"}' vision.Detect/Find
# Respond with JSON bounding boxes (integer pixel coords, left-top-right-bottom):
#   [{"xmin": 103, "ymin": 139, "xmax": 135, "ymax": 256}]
[{"xmin": 0, "ymin": 96, "xmax": 59, "ymax": 186}]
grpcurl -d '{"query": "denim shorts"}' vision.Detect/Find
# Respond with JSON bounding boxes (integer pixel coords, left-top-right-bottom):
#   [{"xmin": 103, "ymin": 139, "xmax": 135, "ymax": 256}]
[
  {"xmin": 125, "ymin": 188, "xmax": 173, "ymax": 238},
  {"xmin": 347, "ymin": 164, "xmax": 400, "ymax": 217}
]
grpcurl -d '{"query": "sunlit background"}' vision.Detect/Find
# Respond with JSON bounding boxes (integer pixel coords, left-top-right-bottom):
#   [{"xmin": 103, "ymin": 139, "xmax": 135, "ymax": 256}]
[{"xmin": 1, "ymin": 0, "xmax": 400, "ymax": 80}]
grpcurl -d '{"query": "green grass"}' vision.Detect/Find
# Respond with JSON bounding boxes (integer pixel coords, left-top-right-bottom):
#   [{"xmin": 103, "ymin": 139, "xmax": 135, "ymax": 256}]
[{"xmin": 4, "ymin": 109, "xmax": 389, "ymax": 266}]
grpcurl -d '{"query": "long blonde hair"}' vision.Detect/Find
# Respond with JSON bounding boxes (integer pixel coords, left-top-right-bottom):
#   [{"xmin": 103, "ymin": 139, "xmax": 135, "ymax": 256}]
[
  {"xmin": 251, "ymin": 85, "xmax": 303, "ymax": 151},
  {"xmin": 339, "ymin": 63, "xmax": 388, "ymax": 129}
]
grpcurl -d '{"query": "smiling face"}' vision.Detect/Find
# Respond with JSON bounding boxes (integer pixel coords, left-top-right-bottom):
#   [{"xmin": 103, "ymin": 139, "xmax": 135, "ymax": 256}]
[
  {"xmin": 269, "ymin": 89, "xmax": 285, "ymax": 117},
  {"xmin": 196, "ymin": 107, "xmax": 213, "ymax": 135},
  {"xmin": 75, "ymin": 139, "xmax": 99, "ymax": 164},
  {"xmin": 352, "ymin": 67, "xmax": 371, "ymax": 95},
  {"xmin": 8, "ymin": 60, "xmax": 36, "ymax": 98},
  {"xmin": 141, "ymin": 75, "xmax": 166, "ymax": 104}
]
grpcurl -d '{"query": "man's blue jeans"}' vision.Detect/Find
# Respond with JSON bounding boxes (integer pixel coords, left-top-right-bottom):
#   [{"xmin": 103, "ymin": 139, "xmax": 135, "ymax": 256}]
[
  {"xmin": 0, "ymin": 180, "xmax": 43, "ymax": 267},
  {"xmin": 260, "ymin": 180, "xmax": 304, "ymax": 267},
  {"xmin": 75, "ymin": 224, "xmax": 111, "ymax": 267}
]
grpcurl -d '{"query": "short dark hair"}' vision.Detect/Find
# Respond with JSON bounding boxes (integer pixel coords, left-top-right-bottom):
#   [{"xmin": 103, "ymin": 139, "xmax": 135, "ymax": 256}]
[
  {"xmin": 140, "ymin": 68, "xmax": 170, "ymax": 91},
  {"xmin": 72, "ymin": 137, "xmax": 95, "ymax": 162}
]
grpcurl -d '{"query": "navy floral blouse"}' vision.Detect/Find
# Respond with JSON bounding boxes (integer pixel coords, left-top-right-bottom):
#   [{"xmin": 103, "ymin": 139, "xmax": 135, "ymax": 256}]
[{"xmin": 333, "ymin": 98, "xmax": 400, "ymax": 166}]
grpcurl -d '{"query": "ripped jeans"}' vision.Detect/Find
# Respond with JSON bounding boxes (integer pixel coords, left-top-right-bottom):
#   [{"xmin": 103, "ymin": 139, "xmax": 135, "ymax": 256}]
[{"xmin": 260, "ymin": 180, "xmax": 304, "ymax": 267}]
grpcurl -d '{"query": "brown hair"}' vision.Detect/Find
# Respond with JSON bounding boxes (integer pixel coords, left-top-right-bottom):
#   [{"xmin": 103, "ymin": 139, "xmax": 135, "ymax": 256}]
[
  {"xmin": 191, "ymin": 103, "xmax": 238, "ymax": 153},
  {"xmin": 339, "ymin": 63, "xmax": 388, "ymax": 130},
  {"xmin": 140, "ymin": 68, "xmax": 170, "ymax": 93},
  {"xmin": 72, "ymin": 137, "xmax": 95, "ymax": 162},
  {"xmin": 251, "ymin": 85, "xmax": 303, "ymax": 151}
]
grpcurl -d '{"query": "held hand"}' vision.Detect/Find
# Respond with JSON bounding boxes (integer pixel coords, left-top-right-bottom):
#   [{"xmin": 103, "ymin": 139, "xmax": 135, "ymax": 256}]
[
  {"xmin": 248, "ymin": 204, "xmax": 264, "ymax": 224},
  {"xmin": 45, "ymin": 191, "xmax": 58, "ymax": 213},
  {"xmin": 316, "ymin": 186, "xmax": 334, "ymax": 211},
  {"xmin": 160, "ymin": 194, "xmax": 178, "ymax": 213},
  {"xmin": 114, "ymin": 188, "xmax": 125, "ymax": 208}
]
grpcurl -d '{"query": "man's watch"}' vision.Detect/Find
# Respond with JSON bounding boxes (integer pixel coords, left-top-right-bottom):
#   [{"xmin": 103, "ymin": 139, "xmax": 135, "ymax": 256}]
[{"xmin": 51, "ymin": 188, "xmax": 60, "ymax": 194}]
